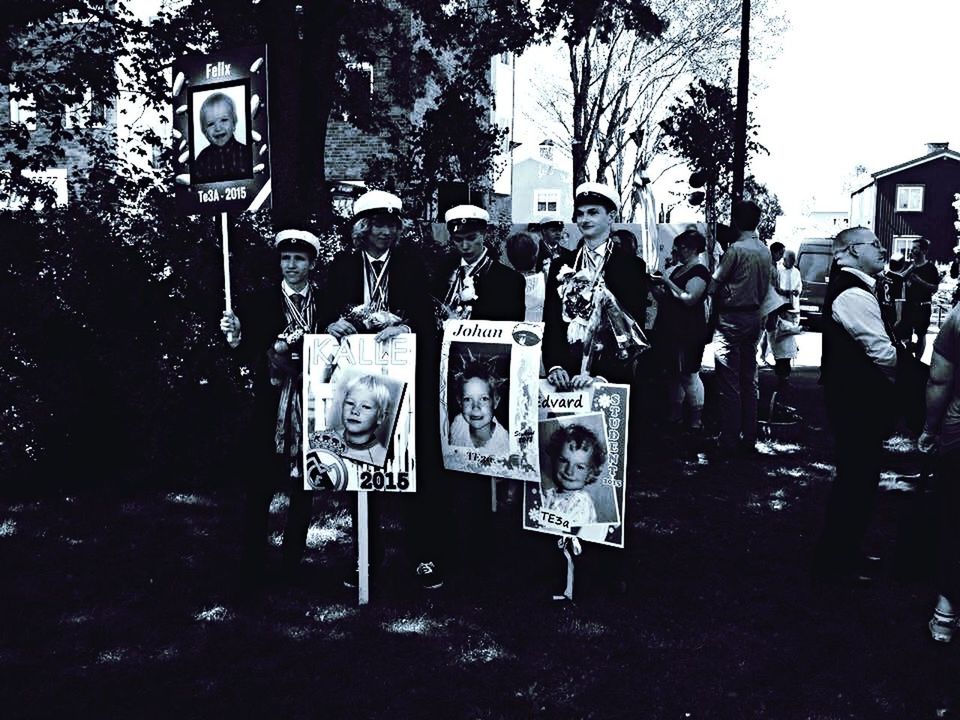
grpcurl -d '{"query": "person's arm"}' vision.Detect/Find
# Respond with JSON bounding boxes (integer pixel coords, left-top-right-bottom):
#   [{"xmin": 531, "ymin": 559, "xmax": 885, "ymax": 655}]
[
  {"xmin": 707, "ymin": 246, "xmax": 736, "ymax": 296},
  {"xmin": 908, "ymin": 270, "xmax": 940, "ymax": 294},
  {"xmin": 831, "ymin": 287, "xmax": 898, "ymax": 377},
  {"xmin": 663, "ymin": 274, "xmax": 707, "ymax": 307},
  {"xmin": 920, "ymin": 349, "xmax": 955, "ymax": 439}
]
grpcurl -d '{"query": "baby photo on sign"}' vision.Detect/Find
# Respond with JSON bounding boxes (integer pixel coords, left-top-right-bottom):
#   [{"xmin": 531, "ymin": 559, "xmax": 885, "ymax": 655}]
[
  {"xmin": 536, "ymin": 414, "xmax": 619, "ymax": 527},
  {"xmin": 446, "ymin": 342, "xmax": 512, "ymax": 455},
  {"xmin": 190, "ymin": 84, "xmax": 252, "ymax": 184},
  {"xmin": 525, "ymin": 383, "xmax": 629, "ymax": 547}
]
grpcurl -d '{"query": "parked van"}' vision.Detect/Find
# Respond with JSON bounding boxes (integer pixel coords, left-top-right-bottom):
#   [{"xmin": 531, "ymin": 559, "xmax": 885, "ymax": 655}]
[{"xmin": 796, "ymin": 238, "xmax": 833, "ymax": 322}]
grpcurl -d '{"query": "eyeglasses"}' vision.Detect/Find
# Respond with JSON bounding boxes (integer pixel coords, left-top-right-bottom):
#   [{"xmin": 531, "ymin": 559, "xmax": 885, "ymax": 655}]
[{"xmin": 849, "ymin": 240, "xmax": 883, "ymax": 250}]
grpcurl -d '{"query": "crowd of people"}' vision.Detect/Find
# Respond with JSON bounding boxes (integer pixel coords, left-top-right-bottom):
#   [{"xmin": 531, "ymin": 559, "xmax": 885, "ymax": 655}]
[{"xmin": 216, "ymin": 182, "xmax": 960, "ymax": 639}]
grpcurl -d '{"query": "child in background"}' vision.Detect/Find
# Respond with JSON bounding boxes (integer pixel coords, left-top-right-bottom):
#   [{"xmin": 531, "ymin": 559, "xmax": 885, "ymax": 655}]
[
  {"xmin": 506, "ymin": 231, "xmax": 545, "ymax": 323},
  {"xmin": 541, "ymin": 424, "xmax": 605, "ymax": 525},
  {"xmin": 449, "ymin": 361, "xmax": 510, "ymax": 454}
]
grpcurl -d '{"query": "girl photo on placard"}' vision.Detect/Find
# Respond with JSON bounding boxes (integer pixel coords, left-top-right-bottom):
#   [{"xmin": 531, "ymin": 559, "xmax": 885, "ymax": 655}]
[
  {"xmin": 525, "ymin": 383, "xmax": 629, "ymax": 548},
  {"xmin": 536, "ymin": 414, "xmax": 619, "ymax": 526},
  {"xmin": 303, "ymin": 333, "xmax": 417, "ymax": 492}
]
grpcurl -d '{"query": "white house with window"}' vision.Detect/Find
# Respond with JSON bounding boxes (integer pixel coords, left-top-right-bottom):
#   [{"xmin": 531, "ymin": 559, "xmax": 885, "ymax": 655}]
[{"xmin": 511, "ymin": 139, "xmax": 573, "ymax": 224}]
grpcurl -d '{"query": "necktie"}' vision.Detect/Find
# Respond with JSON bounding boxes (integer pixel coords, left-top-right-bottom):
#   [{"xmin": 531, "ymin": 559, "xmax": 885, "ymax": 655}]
[
  {"xmin": 291, "ymin": 293, "xmax": 305, "ymax": 311},
  {"xmin": 371, "ymin": 260, "xmax": 385, "ymax": 277}
]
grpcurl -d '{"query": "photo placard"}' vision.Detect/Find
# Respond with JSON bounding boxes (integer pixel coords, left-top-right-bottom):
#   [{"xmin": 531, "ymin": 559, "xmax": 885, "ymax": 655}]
[
  {"xmin": 524, "ymin": 381, "xmax": 629, "ymax": 547},
  {"xmin": 172, "ymin": 45, "xmax": 271, "ymax": 214},
  {"xmin": 439, "ymin": 320, "xmax": 543, "ymax": 481},
  {"xmin": 302, "ymin": 334, "xmax": 416, "ymax": 492}
]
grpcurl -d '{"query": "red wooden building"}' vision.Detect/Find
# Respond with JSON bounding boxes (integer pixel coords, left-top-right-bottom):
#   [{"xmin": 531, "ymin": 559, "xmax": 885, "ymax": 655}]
[{"xmin": 849, "ymin": 142, "xmax": 960, "ymax": 261}]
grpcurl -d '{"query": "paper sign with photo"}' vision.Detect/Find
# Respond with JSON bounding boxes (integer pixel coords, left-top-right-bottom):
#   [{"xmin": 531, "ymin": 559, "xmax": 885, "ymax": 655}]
[
  {"xmin": 524, "ymin": 382, "xmax": 629, "ymax": 548},
  {"xmin": 302, "ymin": 333, "xmax": 416, "ymax": 492},
  {"xmin": 439, "ymin": 320, "xmax": 543, "ymax": 481},
  {"xmin": 172, "ymin": 45, "xmax": 272, "ymax": 215}
]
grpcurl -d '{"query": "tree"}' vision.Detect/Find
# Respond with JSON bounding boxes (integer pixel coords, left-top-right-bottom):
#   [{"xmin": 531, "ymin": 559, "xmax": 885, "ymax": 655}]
[
  {"xmin": 717, "ymin": 175, "xmax": 783, "ymax": 242},
  {"xmin": 658, "ymin": 77, "xmax": 767, "ymax": 261},
  {"xmin": 0, "ymin": 0, "xmax": 541, "ymax": 223},
  {"xmin": 534, "ymin": 0, "xmax": 666, "ymax": 193},
  {"xmin": 532, "ymin": 0, "xmax": 785, "ymax": 220}
]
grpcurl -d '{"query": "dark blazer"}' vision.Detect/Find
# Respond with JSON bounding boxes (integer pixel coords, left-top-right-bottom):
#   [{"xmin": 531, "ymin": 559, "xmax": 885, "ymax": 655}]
[
  {"xmin": 317, "ymin": 247, "xmax": 436, "ymax": 340},
  {"xmin": 542, "ymin": 241, "xmax": 648, "ymax": 381},
  {"xmin": 433, "ymin": 253, "xmax": 526, "ymax": 323},
  {"xmin": 233, "ymin": 283, "xmax": 319, "ymax": 451},
  {"xmin": 317, "ymin": 246, "xmax": 440, "ymax": 440}
]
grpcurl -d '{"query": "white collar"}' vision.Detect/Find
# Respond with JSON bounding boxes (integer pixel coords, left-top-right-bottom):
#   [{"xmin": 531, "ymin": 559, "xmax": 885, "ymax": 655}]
[
  {"xmin": 582, "ymin": 238, "xmax": 608, "ymax": 254},
  {"xmin": 364, "ymin": 249, "xmax": 390, "ymax": 263},
  {"xmin": 459, "ymin": 250, "xmax": 488, "ymax": 272},
  {"xmin": 282, "ymin": 280, "xmax": 309, "ymax": 297}
]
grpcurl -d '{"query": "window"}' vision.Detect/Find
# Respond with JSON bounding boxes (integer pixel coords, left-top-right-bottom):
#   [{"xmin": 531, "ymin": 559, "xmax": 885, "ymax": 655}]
[
  {"xmin": 9, "ymin": 86, "xmax": 36, "ymax": 130},
  {"xmin": 535, "ymin": 189, "xmax": 560, "ymax": 213},
  {"xmin": 798, "ymin": 251, "xmax": 831, "ymax": 284},
  {"xmin": 895, "ymin": 184, "xmax": 924, "ymax": 212},
  {"xmin": 893, "ymin": 235, "xmax": 922, "ymax": 256},
  {"xmin": 339, "ymin": 60, "xmax": 374, "ymax": 121},
  {"xmin": 2, "ymin": 169, "xmax": 68, "ymax": 210},
  {"xmin": 64, "ymin": 90, "xmax": 106, "ymax": 129}
]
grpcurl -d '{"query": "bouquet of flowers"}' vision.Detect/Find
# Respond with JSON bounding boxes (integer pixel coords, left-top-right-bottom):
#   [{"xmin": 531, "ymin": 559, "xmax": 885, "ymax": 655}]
[
  {"xmin": 343, "ymin": 304, "xmax": 404, "ymax": 332},
  {"xmin": 556, "ymin": 265, "xmax": 599, "ymax": 344},
  {"xmin": 557, "ymin": 264, "xmax": 649, "ymax": 368},
  {"xmin": 596, "ymin": 290, "xmax": 650, "ymax": 362}
]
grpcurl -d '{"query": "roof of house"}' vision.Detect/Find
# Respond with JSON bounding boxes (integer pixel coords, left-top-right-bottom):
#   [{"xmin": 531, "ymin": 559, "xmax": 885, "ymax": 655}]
[
  {"xmin": 849, "ymin": 146, "xmax": 960, "ymax": 196},
  {"xmin": 872, "ymin": 147, "xmax": 960, "ymax": 179}
]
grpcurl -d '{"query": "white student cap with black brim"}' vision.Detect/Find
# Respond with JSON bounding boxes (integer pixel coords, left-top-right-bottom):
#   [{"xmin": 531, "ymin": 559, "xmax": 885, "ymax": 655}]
[
  {"xmin": 537, "ymin": 212, "xmax": 565, "ymax": 229},
  {"xmin": 352, "ymin": 190, "xmax": 403, "ymax": 223},
  {"xmin": 445, "ymin": 204, "xmax": 489, "ymax": 234},
  {"xmin": 275, "ymin": 229, "xmax": 321, "ymax": 257},
  {"xmin": 573, "ymin": 182, "xmax": 618, "ymax": 213}
]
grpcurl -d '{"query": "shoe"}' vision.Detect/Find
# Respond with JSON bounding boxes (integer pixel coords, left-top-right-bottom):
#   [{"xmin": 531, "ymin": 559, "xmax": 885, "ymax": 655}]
[
  {"xmin": 769, "ymin": 404, "xmax": 801, "ymax": 423},
  {"xmin": 929, "ymin": 610, "xmax": 958, "ymax": 643},
  {"xmin": 415, "ymin": 561, "xmax": 444, "ymax": 590}
]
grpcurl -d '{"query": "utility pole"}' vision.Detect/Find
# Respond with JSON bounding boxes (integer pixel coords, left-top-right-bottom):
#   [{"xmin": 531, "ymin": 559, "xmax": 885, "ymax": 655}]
[{"xmin": 732, "ymin": 0, "xmax": 750, "ymax": 201}]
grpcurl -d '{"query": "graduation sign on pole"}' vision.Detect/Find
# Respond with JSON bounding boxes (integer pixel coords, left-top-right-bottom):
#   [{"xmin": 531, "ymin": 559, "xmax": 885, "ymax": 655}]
[
  {"xmin": 302, "ymin": 334, "xmax": 417, "ymax": 493},
  {"xmin": 438, "ymin": 320, "xmax": 543, "ymax": 482},
  {"xmin": 523, "ymin": 381, "xmax": 629, "ymax": 549},
  {"xmin": 172, "ymin": 45, "xmax": 272, "ymax": 215},
  {"xmin": 171, "ymin": 45, "xmax": 272, "ymax": 344}
]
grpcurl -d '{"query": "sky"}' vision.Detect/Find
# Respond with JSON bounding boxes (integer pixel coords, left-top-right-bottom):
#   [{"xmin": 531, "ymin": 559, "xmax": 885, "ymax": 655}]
[
  {"xmin": 513, "ymin": 0, "xmax": 960, "ymax": 221},
  {"xmin": 750, "ymin": 0, "xmax": 960, "ymax": 216}
]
